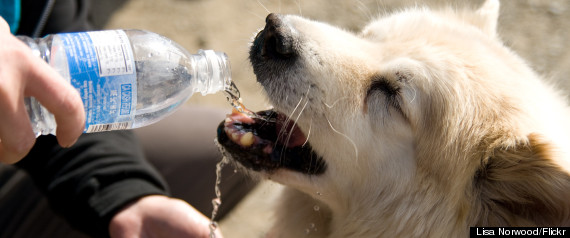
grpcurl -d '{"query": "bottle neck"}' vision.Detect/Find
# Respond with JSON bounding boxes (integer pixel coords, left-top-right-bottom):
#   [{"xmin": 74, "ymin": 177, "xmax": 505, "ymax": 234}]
[
  {"xmin": 193, "ymin": 50, "xmax": 232, "ymax": 95},
  {"xmin": 17, "ymin": 35, "xmax": 53, "ymax": 63}
]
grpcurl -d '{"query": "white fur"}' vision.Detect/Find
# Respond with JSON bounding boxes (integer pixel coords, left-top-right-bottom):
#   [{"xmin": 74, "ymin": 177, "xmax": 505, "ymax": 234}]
[{"xmin": 248, "ymin": 1, "xmax": 570, "ymax": 237}]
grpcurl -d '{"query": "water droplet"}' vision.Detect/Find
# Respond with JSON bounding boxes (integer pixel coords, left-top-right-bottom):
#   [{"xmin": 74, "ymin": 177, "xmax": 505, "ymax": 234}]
[
  {"xmin": 313, "ymin": 205, "xmax": 320, "ymax": 211},
  {"xmin": 223, "ymin": 82, "xmax": 260, "ymax": 119},
  {"xmin": 316, "ymin": 191, "xmax": 322, "ymax": 196},
  {"xmin": 209, "ymin": 222, "xmax": 218, "ymax": 230},
  {"xmin": 305, "ymin": 228, "xmax": 311, "ymax": 234},
  {"xmin": 211, "ymin": 139, "xmax": 229, "ymax": 238},
  {"xmin": 233, "ymin": 169, "xmax": 238, "ymax": 173},
  {"xmin": 209, "ymin": 221, "xmax": 219, "ymax": 238},
  {"xmin": 310, "ymin": 223, "xmax": 315, "ymax": 228},
  {"xmin": 212, "ymin": 198, "xmax": 221, "ymax": 207}
]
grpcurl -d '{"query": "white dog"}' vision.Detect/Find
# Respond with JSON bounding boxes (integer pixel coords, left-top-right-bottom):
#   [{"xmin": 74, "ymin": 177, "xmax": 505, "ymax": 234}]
[{"xmin": 217, "ymin": 0, "xmax": 570, "ymax": 237}]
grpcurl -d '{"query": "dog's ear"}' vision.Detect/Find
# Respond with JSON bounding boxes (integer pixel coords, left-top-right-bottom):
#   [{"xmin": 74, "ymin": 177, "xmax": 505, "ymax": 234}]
[
  {"xmin": 474, "ymin": 133, "xmax": 570, "ymax": 226},
  {"xmin": 473, "ymin": 0, "xmax": 500, "ymax": 37}
]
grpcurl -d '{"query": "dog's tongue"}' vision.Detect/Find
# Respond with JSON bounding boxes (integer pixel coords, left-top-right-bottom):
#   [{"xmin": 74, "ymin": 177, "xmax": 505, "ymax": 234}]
[
  {"xmin": 227, "ymin": 108, "xmax": 256, "ymax": 124},
  {"xmin": 273, "ymin": 113, "xmax": 307, "ymax": 147},
  {"xmin": 224, "ymin": 109, "xmax": 307, "ymax": 149}
]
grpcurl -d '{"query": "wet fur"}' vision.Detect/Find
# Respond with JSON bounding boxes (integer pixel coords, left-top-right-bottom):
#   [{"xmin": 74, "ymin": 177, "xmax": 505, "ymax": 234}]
[{"xmin": 246, "ymin": 1, "xmax": 570, "ymax": 237}]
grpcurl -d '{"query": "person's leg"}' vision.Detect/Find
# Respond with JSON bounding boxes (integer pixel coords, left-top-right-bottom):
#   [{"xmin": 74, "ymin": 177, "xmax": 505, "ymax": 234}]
[{"xmin": 134, "ymin": 105, "xmax": 257, "ymax": 220}]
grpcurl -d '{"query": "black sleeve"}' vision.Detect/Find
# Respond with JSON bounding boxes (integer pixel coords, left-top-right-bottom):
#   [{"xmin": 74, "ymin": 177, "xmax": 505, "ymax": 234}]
[
  {"xmin": 17, "ymin": 0, "xmax": 93, "ymax": 36},
  {"xmin": 16, "ymin": 131, "xmax": 170, "ymax": 238}
]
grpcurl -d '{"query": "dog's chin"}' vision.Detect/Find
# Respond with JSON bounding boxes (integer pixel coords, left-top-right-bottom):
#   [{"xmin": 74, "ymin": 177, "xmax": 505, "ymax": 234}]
[{"xmin": 216, "ymin": 109, "xmax": 327, "ymax": 175}]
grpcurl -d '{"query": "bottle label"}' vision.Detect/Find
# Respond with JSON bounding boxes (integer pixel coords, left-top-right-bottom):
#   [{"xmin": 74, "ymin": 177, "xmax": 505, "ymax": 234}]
[{"xmin": 58, "ymin": 30, "xmax": 137, "ymax": 133}]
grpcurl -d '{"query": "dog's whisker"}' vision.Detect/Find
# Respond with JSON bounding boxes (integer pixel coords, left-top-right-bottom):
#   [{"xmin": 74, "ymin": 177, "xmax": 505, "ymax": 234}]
[
  {"xmin": 326, "ymin": 116, "xmax": 359, "ymax": 160},
  {"xmin": 283, "ymin": 86, "xmax": 311, "ymax": 133},
  {"xmin": 302, "ymin": 118, "xmax": 312, "ymax": 147},
  {"xmin": 278, "ymin": 86, "xmax": 311, "ymax": 159},
  {"xmin": 273, "ymin": 95, "xmax": 302, "ymax": 158},
  {"xmin": 276, "ymin": 92, "xmax": 304, "ymax": 145},
  {"xmin": 256, "ymin": 0, "xmax": 271, "ymax": 14},
  {"xmin": 375, "ymin": 0, "xmax": 389, "ymax": 18},
  {"xmin": 280, "ymin": 97, "xmax": 310, "ymax": 160},
  {"xmin": 288, "ymin": 96, "xmax": 310, "ymax": 142},
  {"xmin": 323, "ymin": 96, "xmax": 351, "ymax": 109},
  {"xmin": 355, "ymin": 0, "xmax": 374, "ymax": 23},
  {"xmin": 247, "ymin": 9, "xmax": 267, "ymax": 21},
  {"xmin": 409, "ymin": 86, "xmax": 417, "ymax": 104},
  {"xmin": 295, "ymin": 0, "xmax": 303, "ymax": 16}
]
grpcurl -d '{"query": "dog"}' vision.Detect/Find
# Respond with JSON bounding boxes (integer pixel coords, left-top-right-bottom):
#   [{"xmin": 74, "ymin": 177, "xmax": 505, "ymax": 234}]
[{"xmin": 217, "ymin": 0, "xmax": 570, "ymax": 237}]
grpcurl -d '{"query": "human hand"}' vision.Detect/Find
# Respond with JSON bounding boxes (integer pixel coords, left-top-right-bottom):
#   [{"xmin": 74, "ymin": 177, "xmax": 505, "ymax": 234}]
[
  {"xmin": 0, "ymin": 17, "xmax": 85, "ymax": 164},
  {"xmin": 109, "ymin": 195, "xmax": 223, "ymax": 238}
]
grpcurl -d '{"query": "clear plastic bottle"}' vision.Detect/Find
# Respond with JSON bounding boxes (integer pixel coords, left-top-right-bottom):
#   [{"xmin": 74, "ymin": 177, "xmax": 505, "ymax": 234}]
[{"xmin": 18, "ymin": 29, "xmax": 232, "ymax": 136}]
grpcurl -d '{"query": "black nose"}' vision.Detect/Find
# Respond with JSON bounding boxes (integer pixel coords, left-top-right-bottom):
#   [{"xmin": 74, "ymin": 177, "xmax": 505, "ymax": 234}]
[{"xmin": 256, "ymin": 13, "xmax": 295, "ymax": 59}]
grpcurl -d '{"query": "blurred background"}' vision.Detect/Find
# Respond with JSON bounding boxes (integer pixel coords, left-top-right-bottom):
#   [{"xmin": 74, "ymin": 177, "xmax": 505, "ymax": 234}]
[
  {"xmin": 94, "ymin": 0, "xmax": 570, "ymax": 237},
  {"xmin": 96, "ymin": 0, "xmax": 570, "ymax": 111}
]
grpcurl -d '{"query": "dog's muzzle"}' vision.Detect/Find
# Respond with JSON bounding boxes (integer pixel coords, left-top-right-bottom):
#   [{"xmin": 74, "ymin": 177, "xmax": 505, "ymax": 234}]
[{"xmin": 253, "ymin": 13, "xmax": 295, "ymax": 60}]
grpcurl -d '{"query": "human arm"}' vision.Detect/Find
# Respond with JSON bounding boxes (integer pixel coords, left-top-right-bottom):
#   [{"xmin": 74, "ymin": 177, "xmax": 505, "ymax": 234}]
[
  {"xmin": 16, "ymin": 131, "xmax": 221, "ymax": 238},
  {"xmin": 16, "ymin": 132, "xmax": 169, "ymax": 237}
]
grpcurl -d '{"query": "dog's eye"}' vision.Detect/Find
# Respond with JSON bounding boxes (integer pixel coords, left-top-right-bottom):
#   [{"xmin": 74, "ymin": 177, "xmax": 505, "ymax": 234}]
[
  {"xmin": 366, "ymin": 75, "xmax": 402, "ymax": 111},
  {"xmin": 368, "ymin": 78, "xmax": 400, "ymax": 97}
]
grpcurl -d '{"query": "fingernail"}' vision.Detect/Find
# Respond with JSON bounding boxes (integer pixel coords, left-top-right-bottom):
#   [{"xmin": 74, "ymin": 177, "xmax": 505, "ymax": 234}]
[{"xmin": 64, "ymin": 139, "xmax": 78, "ymax": 148}]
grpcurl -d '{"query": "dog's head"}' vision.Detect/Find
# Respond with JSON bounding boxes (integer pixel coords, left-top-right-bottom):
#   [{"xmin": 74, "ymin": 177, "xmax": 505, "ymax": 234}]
[{"xmin": 218, "ymin": 0, "xmax": 570, "ymax": 230}]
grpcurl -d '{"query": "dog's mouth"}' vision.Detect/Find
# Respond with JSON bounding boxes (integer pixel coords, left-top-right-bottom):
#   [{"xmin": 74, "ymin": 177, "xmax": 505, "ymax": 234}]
[{"xmin": 216, "ymin": 109, "xmax": 326, "ymax": 175}]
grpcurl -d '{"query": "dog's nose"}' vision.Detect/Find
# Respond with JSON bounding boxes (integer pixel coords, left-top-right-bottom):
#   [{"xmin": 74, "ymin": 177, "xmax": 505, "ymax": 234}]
[{"xmin": 260, "ymin": 13, "xmax": 295, "ymax": 59}]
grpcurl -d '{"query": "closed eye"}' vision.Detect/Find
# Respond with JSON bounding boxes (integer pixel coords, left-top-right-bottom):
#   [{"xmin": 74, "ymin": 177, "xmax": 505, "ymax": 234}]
[
  {"xmin": 369, "ymin": 78, "xmax": 400, "ymax": 97},
  {"xmin": 366, "ymin": 75, "xmax": 402, "ymax": 111}
]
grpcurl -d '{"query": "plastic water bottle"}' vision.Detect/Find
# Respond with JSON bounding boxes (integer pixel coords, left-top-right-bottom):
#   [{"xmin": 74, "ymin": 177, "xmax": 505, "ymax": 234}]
[{"xmin": 17, "ymin": 29, "xmax": 232, "ymax": 136}]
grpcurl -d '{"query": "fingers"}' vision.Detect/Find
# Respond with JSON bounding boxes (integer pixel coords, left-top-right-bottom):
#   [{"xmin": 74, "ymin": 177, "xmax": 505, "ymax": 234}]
[
  {"xmin": 0, "ymin": 77, "xmax": 36, "ymax": 163},
  {"xmin": 0, "ymin": 17, "xmax": 9, "ymax": 32},
  {"xmin": 109, "ymin": 195, "xmax": 223, "ymax": 238},
  {"xmin": 0, "ymin": 31, "xmax": 37, "ymax": 163},
  {"xmin": 0, "ymin": 27, "xmax": 85, "ymax": 163},
  {"xmin": 25, "ymin": 59, "xmax": 85, "ymax": 147}
]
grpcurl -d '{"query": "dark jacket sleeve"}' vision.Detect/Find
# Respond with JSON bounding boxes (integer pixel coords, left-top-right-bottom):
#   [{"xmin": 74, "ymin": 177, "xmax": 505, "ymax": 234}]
[
  {"xmin": 17, "ymin": 0, "xmax": 93, "ymax": 36},
  {"xmin": 16, "ymin": 131, "xmax": 170, "ymax": 238}
]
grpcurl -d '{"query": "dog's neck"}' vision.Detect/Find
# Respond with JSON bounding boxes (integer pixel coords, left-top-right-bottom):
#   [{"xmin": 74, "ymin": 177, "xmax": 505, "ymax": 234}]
[{"xmin": 322, "ymin": 171, "xmax": 469, "ymax": 238}]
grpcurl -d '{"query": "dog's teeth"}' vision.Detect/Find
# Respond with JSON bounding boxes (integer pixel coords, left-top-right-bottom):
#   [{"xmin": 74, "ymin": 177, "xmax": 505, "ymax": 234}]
[
  {"xmin": 231, "ymin": 132, "xmax": 240, "ymax": 141},
  {"xmin": 240, "ymin": 132, "xmax": 255, "ymax": 147}
]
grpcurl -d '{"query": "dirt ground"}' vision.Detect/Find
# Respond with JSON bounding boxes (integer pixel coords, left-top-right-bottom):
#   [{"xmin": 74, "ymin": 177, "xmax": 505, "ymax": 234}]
[{"xmin": 101, "ymin": 0, "xmax": 570, "ymax": 237}]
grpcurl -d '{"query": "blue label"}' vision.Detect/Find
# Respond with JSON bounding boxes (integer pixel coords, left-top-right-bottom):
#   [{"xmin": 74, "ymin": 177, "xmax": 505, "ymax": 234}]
[
  {"xmin": 120, "ymin": 84, "xmax": 132, "ymax": 115},
  {"xmin": 59, "ymin": 30, "xmax": 137, "ymax": 132}
]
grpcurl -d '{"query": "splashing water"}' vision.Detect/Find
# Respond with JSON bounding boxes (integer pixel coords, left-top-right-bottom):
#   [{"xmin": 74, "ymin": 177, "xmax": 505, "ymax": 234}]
[
  {"xmin": 224, "ymin": 81, "xmax": 262, "ymax": 119},
  {"xmin": 210, "ymin": 82, "xmax": 261, "ymax": 237},
  {"xmin": 208, "ymin": 82, "xmax": 246, "ymax": 238},
  {"xmin": 224, "ymin": 81, "xmax": 244, "ymax": 112},
  {"xmin": 210, "ymin": 139, "xmax": 230, "ymax": 238}
]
